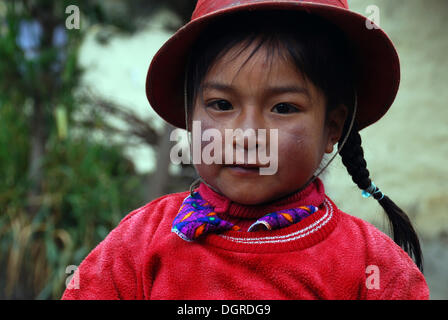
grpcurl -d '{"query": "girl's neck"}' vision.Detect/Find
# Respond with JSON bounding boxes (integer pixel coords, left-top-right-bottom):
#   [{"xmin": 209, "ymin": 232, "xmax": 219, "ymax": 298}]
[{"xmin": 197, "ymin": 177, "xmax": 326, "ymax": 230}]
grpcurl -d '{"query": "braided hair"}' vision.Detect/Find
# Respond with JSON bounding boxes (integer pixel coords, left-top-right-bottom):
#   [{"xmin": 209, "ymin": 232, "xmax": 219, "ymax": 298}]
[{"xmin": 338, "ymin": 120, "xmax": 423, "ymax": 272}]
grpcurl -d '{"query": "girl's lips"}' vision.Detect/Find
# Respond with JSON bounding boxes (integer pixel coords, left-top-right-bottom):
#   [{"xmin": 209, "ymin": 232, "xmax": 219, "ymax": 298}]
[{"xmin": 223, "ymin": 164, "xmax": 263, "ymax": 176}]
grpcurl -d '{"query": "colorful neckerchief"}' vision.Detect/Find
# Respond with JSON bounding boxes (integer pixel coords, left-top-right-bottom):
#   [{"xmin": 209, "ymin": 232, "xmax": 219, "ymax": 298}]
[{"xmin": 172, "ymin": 191, "xmax": 318, "ymax": 242}]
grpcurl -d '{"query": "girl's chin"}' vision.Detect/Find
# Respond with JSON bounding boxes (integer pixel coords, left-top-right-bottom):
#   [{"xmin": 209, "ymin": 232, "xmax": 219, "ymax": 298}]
[{"xmin": 219, "ymin": 187, "xmax": 282, "ymax": 206}]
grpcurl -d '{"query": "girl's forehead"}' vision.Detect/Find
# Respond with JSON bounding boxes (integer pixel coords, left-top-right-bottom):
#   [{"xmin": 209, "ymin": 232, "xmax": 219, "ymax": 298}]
[
  {"xmin": 204, "ymin": 41, "xmax": 307, "ymax": 87},
  {"xmin": 211, "ymin": 40, "xmax": 286, "ymax": 69}
]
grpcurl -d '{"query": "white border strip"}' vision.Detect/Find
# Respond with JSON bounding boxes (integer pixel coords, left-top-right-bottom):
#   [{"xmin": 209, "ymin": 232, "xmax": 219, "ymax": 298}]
[{"xmin": 219, "ymin": 198, "xmax": 334, "ymax": 244}]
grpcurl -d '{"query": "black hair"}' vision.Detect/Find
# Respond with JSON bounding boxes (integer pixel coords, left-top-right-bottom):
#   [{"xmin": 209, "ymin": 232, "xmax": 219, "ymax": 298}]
[
  {"xmin": 338, "ymin": 121, "xmax": 423, "ymax": 272},
  {"xmin": 185, "ymin": 10, "xmax": 423, "ymax": 272}
]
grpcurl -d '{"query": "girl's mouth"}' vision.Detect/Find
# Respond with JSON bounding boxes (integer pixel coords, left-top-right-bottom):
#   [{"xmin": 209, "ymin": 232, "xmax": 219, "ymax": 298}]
[{"xmin": 223, "ymin": 164, "xmax": 263, "ymax": 176}]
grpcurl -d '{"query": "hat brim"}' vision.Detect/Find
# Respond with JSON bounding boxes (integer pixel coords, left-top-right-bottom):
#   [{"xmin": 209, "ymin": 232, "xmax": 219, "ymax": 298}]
[{"xmin": 146, "ymin": 1, "xmax": 400, "ymax": 131}]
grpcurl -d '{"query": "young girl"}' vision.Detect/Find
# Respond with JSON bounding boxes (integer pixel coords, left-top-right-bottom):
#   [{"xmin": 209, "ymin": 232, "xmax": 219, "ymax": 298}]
[{"xmin": 63, "ymin": 0, "xmax": 429, "ymax": 300}]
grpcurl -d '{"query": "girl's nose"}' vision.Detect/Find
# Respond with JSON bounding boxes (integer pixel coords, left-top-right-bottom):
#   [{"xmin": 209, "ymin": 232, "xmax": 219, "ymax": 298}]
[
  {"xmin": 233, "ymin": 128, "xmax": 258, "ymax": 151},
  {"xmin": 235, "ymin": 104, "xmax": 265, "ymax": 130},
  {"xmin": 232, "ymin": 106, "xmax": 266, "ymax": 151}
]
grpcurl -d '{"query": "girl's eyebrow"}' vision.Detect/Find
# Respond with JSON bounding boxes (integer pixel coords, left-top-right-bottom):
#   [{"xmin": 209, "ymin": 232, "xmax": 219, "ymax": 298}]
[{"xmin": 202, "ymin": 81, "xmax": 310, "ymax": 97}]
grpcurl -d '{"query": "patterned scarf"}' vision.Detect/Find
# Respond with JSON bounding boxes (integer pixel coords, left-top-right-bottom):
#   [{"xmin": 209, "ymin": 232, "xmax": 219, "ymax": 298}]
[{"xmin": 172, "ymin": 191, "xmax": 318, "ymax": 241}]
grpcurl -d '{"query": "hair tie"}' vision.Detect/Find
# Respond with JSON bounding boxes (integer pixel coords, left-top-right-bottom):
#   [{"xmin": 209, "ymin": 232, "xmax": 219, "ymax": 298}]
[{"xmin": 362, "ymin": 182, "xmax": 384, "ymax": 200}]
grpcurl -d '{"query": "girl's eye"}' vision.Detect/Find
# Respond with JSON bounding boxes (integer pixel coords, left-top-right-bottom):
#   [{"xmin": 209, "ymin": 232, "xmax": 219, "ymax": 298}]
[
  {"xmin": 206, "ymin": 99, "xmax": 233, "ymax": 111},
  {"xmin": 271, "ymin": 103, "xmax": 300, "ymax": 114}
]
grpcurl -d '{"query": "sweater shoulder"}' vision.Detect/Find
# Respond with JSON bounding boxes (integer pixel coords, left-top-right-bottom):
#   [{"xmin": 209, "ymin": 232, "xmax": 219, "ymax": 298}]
[
  {"xmin": 110, "ymin": 190, "xmax": 190, "ymax": 249},
  {"xmin": 62, "ymin": 191, "xmax": 190, "ymax": 300},
  {"xmin": 338, "ymin": 210, "xmax": 413, "ymax": 266},
  {"xmin": 336, "ymin": 208, "xmax": 429, "ymax": 299}
]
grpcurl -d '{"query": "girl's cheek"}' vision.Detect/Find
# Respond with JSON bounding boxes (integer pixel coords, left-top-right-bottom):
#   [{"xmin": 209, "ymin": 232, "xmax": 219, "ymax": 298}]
[
  {"xmin": 275, "ymin": 126, "xmax": 318, "ymax": 162},
  {"xmin": 276, "ymin": 124, "xmax": 308, "ymax": 148}
]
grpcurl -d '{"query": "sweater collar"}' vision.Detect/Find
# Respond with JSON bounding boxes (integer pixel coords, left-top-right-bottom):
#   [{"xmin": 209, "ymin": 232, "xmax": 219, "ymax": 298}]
[{"xmin": 197, "ymin": 177, "xmax": 326, "ymax": 219}]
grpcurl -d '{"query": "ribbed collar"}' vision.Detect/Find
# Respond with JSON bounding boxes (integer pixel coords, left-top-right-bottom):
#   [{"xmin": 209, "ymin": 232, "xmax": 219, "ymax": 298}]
[
  {"xmin": 197, "ymin": 177, "xmax": 326, "ymax": 219},
  {"xmin": 193, "ymin": 178, "xmax": 339, "ymax": 253}
]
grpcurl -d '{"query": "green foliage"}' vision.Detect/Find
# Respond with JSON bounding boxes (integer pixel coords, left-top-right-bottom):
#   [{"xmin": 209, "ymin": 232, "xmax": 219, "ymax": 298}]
[
  {"xmin": 0, "ymin": 103, "xmax": 145, "ymax": 299},
  {"xmin": 0, "ymin": 0, "xmax": 148, "ymax": 299},
  {"xmin": 0, "ymin": 103, "xmax": 30, "ymax": 200}
]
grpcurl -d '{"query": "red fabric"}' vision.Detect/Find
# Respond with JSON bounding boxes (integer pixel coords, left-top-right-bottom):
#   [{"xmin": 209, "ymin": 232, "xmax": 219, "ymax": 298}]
[
  {"xmin": 192, "ymin": 0, "xmax": 348, "ymax": 20},
  {"xmin": 62, "ymin": 179, "xmax": 429, "ymax": 300}
]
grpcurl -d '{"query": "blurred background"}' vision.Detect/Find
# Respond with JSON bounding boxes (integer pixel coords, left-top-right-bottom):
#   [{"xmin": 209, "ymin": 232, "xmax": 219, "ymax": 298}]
[{"xmin": 0, "ymin": 0, "xmax": 446, "ymax": 299}]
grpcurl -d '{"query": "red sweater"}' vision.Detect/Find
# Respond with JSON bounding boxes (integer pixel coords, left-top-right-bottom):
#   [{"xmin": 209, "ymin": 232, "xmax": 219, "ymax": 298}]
[{"xmin": 62, "ymin": 178, "xmax": 429, "ymax": 300}]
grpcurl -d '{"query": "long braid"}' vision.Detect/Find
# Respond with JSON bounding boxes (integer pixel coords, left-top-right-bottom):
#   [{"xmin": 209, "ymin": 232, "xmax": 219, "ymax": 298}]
[{"xmin": 338, "ymin": 121, "xmax": 424, "ymax": 272}]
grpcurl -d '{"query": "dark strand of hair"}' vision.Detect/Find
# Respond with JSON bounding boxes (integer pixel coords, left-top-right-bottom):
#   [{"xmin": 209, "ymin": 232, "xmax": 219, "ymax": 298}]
[{"xmin": 338, "ymin": 121, "xmax": 424, "ymax": 272}]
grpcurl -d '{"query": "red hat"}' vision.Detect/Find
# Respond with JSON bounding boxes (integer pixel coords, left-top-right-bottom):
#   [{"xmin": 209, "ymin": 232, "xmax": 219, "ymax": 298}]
[{"xmin": 146, "ymin": 0, "xmax": 400, "ymax": 131}]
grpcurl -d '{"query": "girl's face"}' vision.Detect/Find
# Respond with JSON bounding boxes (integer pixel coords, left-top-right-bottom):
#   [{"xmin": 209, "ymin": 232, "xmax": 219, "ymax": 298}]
[{"xmin": 191, "ymin": 42, "xmax": 347, "ymax": 205}]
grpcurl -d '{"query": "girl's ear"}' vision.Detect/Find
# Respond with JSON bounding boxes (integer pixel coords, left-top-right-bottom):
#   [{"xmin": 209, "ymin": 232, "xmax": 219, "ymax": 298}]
[{"xmin": 325, "ymin": 104, "xmax": 348, "ymax": 154}]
